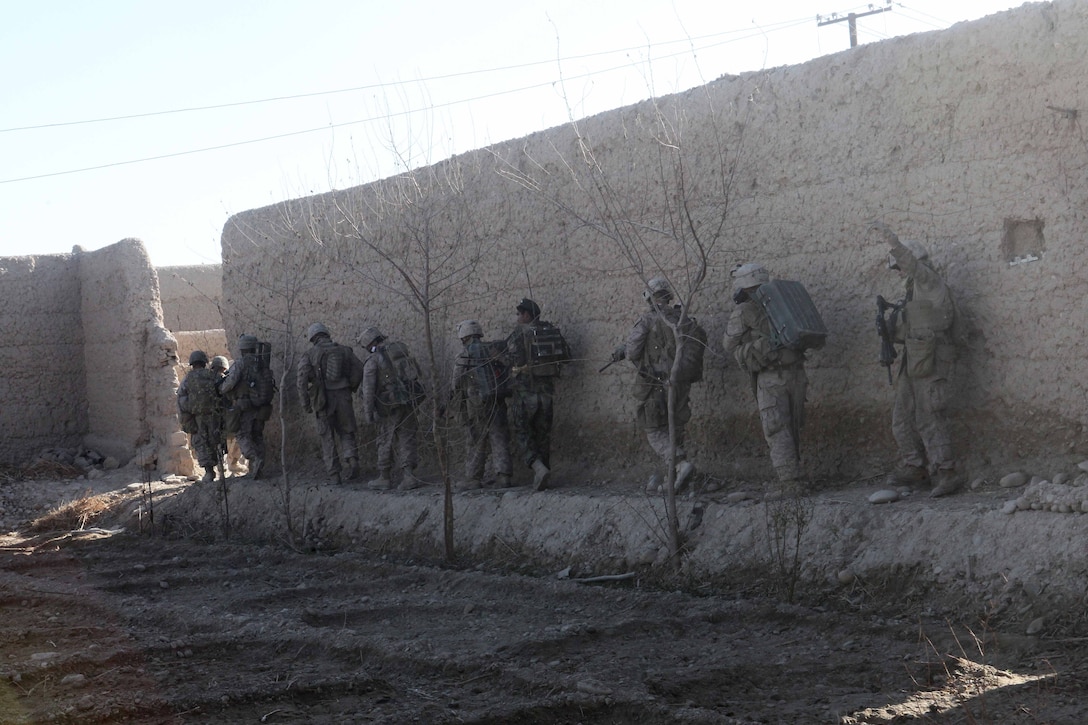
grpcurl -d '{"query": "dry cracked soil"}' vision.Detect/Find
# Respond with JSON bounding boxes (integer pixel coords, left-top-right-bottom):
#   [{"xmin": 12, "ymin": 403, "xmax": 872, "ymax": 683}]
[{"xmin": 1, "ymin": 470, "xmax": 1087, "ymax": 724}]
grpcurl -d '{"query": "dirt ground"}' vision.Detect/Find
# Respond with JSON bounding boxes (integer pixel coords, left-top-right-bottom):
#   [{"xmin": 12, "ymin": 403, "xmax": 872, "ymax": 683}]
[{"xmin": 2, "ymin": 469, "xmax": 1088, "ymax": 724}]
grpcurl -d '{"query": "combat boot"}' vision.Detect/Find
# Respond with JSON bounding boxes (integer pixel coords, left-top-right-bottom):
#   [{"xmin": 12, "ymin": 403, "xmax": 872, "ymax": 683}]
[
  {"xmin": 531, "ymin": 459, "xmax": 551, "ymax": 491},
  {"xmin": 675, "ymin": 461, "xmax": 695, "ymax": 494},
  {"xmin": 201, "ymin": 469, "xmax": 216, "ymax": 483},
  {"xmin": 250, "ymin": 455, "xmax": 264, "ymax": 481},
  {"xmin": 397, "ymin": 468, "xmax": 422, "ymax": 491},
  {"xmin": 494, "ymin": 473, "xmax": 512, "ymax": 488},
  {"xmin": 344, "ymin": 458, "xmax": 359, "ymax": 481},
  {"xmin": 645, "ymin": 473, "xmax": 661, "ymax": 494},
  {"xmin": 930, "ymin": 469, "xmax": 964, "ymax": 498},
  {"xmin": 367, "ymin": 469, "xmax": 393, "ymax": 491},
  {"xmin": 885, "ymin": 464, "xmax": 928, "ymax": 488}
]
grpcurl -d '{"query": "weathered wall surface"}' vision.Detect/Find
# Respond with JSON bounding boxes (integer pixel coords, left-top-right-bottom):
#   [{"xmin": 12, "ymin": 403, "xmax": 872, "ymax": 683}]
[
  {"xmin": 0, "ymin": 255, "xmax": 87, "ymax": 464},
  {"xmin": 157, "ymin": 265, "xmax": 223, "ymax": 333},
  {"xmin": 221, "ymin": 1, "xmax": 1088, "ymax": 480},
  {"xmin": 79, "ymin": 239, "xmax": 180, "ymax": 464}
]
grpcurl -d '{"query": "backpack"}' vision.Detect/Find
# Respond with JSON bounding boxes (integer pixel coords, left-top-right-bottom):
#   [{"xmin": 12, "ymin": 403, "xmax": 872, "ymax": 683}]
[
  {"xmin": 645, "ymin": 311, "xmax": 707, "ymax": 384},
  {"xmin": 243, "ymin": 351, "xmax": 276, "ymax": 408},
  {"xmin": 186, "ymin": 368, "xmax": 220, "ymax": 416},
  {"xmin": 461, "ymin": 339, "xmax": 511, "ymax": 414},
  {"xmin": 527, "ymin": 322, "xmax": 571, "ymax": 376},
  {"xmin": 751, "ymin": 280, "xmax": 827, "ymax": 352},
  {"xmin": 319, "ymin": 343, "xmax": 365, "ymax": 391},
  {"xmin": 376, "ymin": 341, "xmax": 426, "ymax": 408}
]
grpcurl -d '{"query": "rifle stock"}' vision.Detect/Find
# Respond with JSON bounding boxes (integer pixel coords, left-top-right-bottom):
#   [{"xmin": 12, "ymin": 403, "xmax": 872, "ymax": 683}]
[{"xmin": 875, "ymin": 295, "xmax": 901, "ymax": 385}]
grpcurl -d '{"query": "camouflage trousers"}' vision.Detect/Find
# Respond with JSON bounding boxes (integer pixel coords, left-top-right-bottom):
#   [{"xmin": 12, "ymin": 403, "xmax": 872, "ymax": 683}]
[
  {"xmin": 190, "ymin": 414, "xmax": 224, "ymax": 471},
  {"xmin": 756, "ymin": 367, "xmax": 807, "ymax": 483},
  {"xmin": 314, "ymin": 388, "xmax": 358, "ymax": 475},
  {"xmin": 508, "ymin": 388, "xmax": 554, "ymax": 468},
  {"xmin": 464, "ymin": 398, "xmax": 512, "ymax": 482},
  {"xmin": 234, "ymin": 409, "xmax": 266, "ymax": 463},
  {"xmin": 376, "ymin": 406, "xmax": 419, "ymax": 472},
  {"xmin": 892, "ymin": 349, "xmax": 955, "ymax": 472}
]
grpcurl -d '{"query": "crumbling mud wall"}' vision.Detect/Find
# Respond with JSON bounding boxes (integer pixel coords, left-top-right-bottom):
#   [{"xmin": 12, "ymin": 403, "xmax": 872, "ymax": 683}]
[
  {"xmin": 0, "ymin": 255, "xmax": 87, "ymax": 464},
  {"xmin": 221, "ymin": 1, "xmax": 1088, "ymax": 481},
  {"xmin": 157, "ymin": 265, "xmax": 223, "ymax": 333},
  {"xmin": 0, "ymin": 240, "xmax": 183, "ymax": 469}
]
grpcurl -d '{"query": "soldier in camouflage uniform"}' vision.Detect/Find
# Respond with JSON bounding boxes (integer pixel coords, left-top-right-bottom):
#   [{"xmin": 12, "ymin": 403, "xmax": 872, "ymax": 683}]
[
  {"xmin": 871, "ymin": 222, "xmax": 962, "ymax": 497},
  {"xmin": 211, "ymin": 355, "xmax": 246, "ymax": 476},
  {"xmin": 504, "ymin": 298, "xmax": 568, "ymax": 490},
  {"xmin": 177, "ymin": 350, "xmax": 223, "ymax": 483},
  {"xmin": 359, "ymin": 326, "xmax": 423, "ymax": 492},
  {"xmin": 723, "ymin": 263, "xmax": 808, "ymax": 494},
  {"xmin": 612, "ymin": 277, "xmax": 698, "ymax": 494},
  {"xmin": 296, "ymin": 323, "xmax": 364, "ymax": 484},
  {"xmin": 450, "ymin": 320, "xmax": 512, "ymax": 491},
  {"xmin": 218, "ymin": 334, "xmax": 274, "ymax": 480}
]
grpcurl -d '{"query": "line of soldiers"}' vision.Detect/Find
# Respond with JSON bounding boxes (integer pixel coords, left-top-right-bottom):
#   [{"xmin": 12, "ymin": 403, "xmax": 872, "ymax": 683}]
[
  {"xmin": 294, "ymin": 297, "xmax": 570, "ymax": 491},
  {"xmin": 176, "ymin": 335, "xmax": 273, "ymax": 483},
  {"xmin": 181, "ymin": 222, "xmax": 959, "ymax": 498},
  {"xmin": 611, "ymin": 222, "xmax": 961, "ymax": 499}
]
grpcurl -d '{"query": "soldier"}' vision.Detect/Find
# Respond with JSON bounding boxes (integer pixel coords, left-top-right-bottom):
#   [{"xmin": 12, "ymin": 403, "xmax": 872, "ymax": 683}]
[
  {"xmin": 296, "ymin": 323, "xmax": 364, "ymax": 484},
  {"xmin": 177, "ymin": 350, "xmax": 224, "ymax": 483},
  {"xmin": 210, "ymin": 355, "xmax": 246, "ymax": 476},
  {"xmin": 504, "ymin": 298, "xmax": 570, "ymax": 490},
  {"xmin": 450, "ymin": 320, "xmax": 513, "ymax": 491},
  {"xmin": 218, "ymin": 334, "xmax": 274, "ymax": 480},
  {"xmin": 611, "ymin": 276, "xmax": 702, "ymax": 494},
  {"xmin": 359, "ymin": 326, "xmax": 424, "ymax": 491},
  {"xmin": 871, "ymin": 222, "xmax": 962, "ymax": 497},
  {"xmin": 723, "ymin": 263, "xmax": 808, "ymax": 494}
]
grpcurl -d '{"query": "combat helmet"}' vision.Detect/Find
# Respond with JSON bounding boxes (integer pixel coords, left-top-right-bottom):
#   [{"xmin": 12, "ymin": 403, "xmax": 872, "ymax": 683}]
[
  {"xmin": 238, "ymin": 334, "xmax": 259, "ymax": 352},
  {"xmin": 516, "ymin": 298, "xmax": 541, "ymax": 319},
  {"xmin": 731, "ymin": 263, "xmax": 770, "ymax": 292},
  {"xmin": 306, "ymin": 323, "xmax": 330, "ymax": 343},
  {"xmin": 361, "ymin": 326, "xmax": 385, "ymax": 349},
  {"xmin": 642, "ymin": 275, "xmax": 673, "ymax": 304},
  {"xmin": 189, "ymin": 350, "xmax": 209, "ymax": 366},
  {"xmin": 210, "ymin": 355, "xmax": 229, "ymax": 371},
  {"xmin": 457, "ymin": 319, "xmax": 483, "ymax": 340}
]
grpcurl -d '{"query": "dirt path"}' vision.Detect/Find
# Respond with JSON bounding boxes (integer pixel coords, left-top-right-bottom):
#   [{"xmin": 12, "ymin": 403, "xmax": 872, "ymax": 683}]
[{"xmin": 1, "ymin": 476, "xmax": 1087, "ymax": 725}]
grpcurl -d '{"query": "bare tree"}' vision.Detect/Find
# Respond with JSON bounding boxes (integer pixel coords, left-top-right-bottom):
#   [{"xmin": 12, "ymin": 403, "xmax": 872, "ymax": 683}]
[{"xmin": 495, "ymin": 83, "xmax": 755, "ymax": 562}]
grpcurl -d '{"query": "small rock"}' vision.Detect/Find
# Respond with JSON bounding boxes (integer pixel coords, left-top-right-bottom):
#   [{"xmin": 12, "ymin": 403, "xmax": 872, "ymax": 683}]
[
  {"xmin": 999, "ymin": 472, "xmax": 1029, "ymax": 488},
  {"xmin": 30, "ymin": 652, "xmax": 59, "ymax": 662},
  {"xmin": 1026, "ymin": 617, "xmax": 1045, "ymax": 635},
  {"xmin": 969, "ymin": 477, "xmax": 986, "ymax": 490},
  {"xmin": 726, "ymin": 491, "xmax": 755, "ymax": 504},
  {"xmin": 1000, "ymin": 500, "xmax": 1017, "ymax": 515},
  {"xmin": 60, "ymin": 673, "xmax": 86, "ymax": 687},
  {"xmin": 102, "ymin": 457, "xmax": 120, "ymax": 470},
  {"xmin": 1077, "ymin": 460, "xmax": 1088, "ymax": 473},
  {"xmin": 77, "ymin": 696, "xmax": 94, "ymax": 711},
  {"xmin": 159, "ymin": 581, "xmax": 169, "ymax": 589},
  {"xmin": 1053, "ymin": 472, "xmax": 1070, "ymax": 485},
  {"xmin": 868, "ymin": 489, "xmax": 900, "ymax": 504},
  {"xmin": 556, "ymin": 567, "xmax": 571, "ymax": 580},
  {"xmin": 837, "ymin": 569, "xmax": 855, "ymax": 584},
  {"xmin": 86, "ymin": 468, "xmax": 104, "ymax": 480},
  {"xmin": 576, "ymin": 679, "xmax": 612, "ymax": 695}
]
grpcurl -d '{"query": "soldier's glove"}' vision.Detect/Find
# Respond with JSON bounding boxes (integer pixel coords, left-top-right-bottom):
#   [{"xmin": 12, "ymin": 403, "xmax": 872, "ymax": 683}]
[
  {"xmin": 868, "ymin": 220, "xmax": 899, "ymax": 247},
  {"xmin": 611, "ymin": 345, "xmax": 626, "ymax": 363}
]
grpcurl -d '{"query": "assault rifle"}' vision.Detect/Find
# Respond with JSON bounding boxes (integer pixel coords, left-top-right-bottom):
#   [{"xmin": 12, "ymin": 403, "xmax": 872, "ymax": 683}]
[
  {"xmin": 875, "ymin": 295, "xmax": 902, "ymax": 385},
  {"xmin": 599, "ymin": 345, "xmax": 626, "ymax": 373}
]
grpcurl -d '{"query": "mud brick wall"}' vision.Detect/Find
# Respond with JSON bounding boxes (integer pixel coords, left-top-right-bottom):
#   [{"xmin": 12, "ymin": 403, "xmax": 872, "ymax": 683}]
[
  {"xmin": 157, "ymin": 265, "xmax": 223, "ymax": 334},
  {"xmin": 221, "ymin": 2, "xmax": 1088, "ymax": 479},
  {"xmin": 0, "ymin": 255, "xmax": 87, "ymax": 464}
]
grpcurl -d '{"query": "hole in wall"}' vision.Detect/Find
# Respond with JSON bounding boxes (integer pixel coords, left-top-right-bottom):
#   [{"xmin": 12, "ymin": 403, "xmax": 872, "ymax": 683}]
[{"xmin": 1002, "ymin": 218, "xmax": 1044, "ymax": 265}]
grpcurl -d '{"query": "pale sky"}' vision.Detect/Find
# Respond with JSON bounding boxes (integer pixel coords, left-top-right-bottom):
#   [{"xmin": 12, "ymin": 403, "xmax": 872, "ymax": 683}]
[{"xmin": 0, "ymin": 1, "xmax": 1029, "ymax": 267}]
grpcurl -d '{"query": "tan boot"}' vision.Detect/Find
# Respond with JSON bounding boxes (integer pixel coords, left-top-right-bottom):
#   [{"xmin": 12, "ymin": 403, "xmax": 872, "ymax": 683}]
[
  {"xmin": 344, "ymin": 458, "xmax": 359, "ymax": 481},
  {"xmin": 367, "ymin": 469, "xmax": 393, "ymax": 491},
  {"xmin": 531, "ymin": 459, "xmax": 551, "ymax": 491},
  {"xmin": 494, "ymin": 473, "xmax": 512, "ymax": 488},
  {"xmin": 930, "ymin": 469, "xmax": 963, "ymax": 498},
  {"xmin": 885, "ymin": 464, "xmax": 928, "ymax": 488},
  {"xmin": 397, "ymin": 468, "xmax": 422, "ymax": 491},
  {"xmin": 675, "ymin": 461, "xmax": 695, "ymax": 494}
]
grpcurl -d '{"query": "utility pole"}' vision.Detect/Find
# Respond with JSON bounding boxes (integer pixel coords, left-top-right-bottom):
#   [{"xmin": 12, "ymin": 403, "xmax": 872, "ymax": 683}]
[{"xmin": 817, "ymin": 2, "xmax": 892, "ymax": 48}]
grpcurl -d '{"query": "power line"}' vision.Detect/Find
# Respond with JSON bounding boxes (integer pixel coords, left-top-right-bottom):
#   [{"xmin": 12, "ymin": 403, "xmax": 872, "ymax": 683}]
[{"xmin": 0, "ymin": 20, "xmax": 811, "ymax": 135}]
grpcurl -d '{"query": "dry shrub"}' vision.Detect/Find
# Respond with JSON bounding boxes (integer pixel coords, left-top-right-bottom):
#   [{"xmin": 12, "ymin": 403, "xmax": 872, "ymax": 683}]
[
  {"xmin": 29, "ymin": 492, "xmax": 116, "ymax": 533},
  {"xmin": 20, "ymin": 460, "xmax": 85, "ymax": 480}
]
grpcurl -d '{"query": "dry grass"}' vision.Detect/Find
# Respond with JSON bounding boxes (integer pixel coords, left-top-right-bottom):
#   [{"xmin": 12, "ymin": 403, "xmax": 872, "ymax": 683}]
[
  {"xmin": 29, "ymin": 492, "xmax": 117, "ymax": 533},
  {"xmin": 18, "ymin": 460, "xmax": 86, "ymax": 481}
]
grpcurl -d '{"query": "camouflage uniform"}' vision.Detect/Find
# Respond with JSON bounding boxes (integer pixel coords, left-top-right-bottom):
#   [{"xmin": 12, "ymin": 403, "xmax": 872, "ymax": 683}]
[
  {"xmin": 876, "ymin": 224, "xmax": 960, "ymax": 495},
  {"xmin": 177, "ymin": 353, "xmax": 223, "ymax": 482},
  {"xmin": 723, "ymin": 272, "xmax": 808, "ymax": 486},
  {"xmin": 218, "ymin": 339, "xmax": 273, "ymax": 478},
  {"xmin": 297, "ymin": 325, "xmax": 363, "ymax": 482},
  {"xmin": 505, "ymin": 299, "xmax": 568, "ymax": 489},
  {"xmin": 618, "ymin": 277, "xmax": 701, "ymax": 493},
  {"xmin": 360, "ymin": 331, "xmax": 421, "ymax": 490},
  {"xmin": 451, "ymin": 321, "xmax": 512, "ymax": 489}
]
